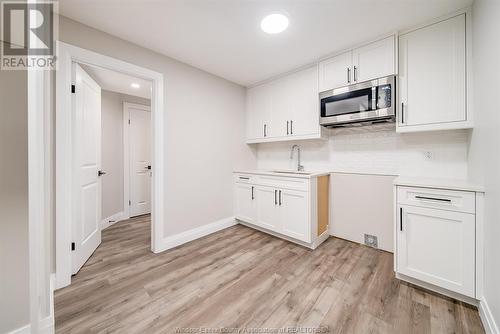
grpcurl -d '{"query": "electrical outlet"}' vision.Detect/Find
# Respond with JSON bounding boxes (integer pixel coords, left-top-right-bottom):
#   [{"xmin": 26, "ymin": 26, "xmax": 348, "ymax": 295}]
[{"xmin": 364, "ymin": 234, "xmax": 378, "ymax": 249}]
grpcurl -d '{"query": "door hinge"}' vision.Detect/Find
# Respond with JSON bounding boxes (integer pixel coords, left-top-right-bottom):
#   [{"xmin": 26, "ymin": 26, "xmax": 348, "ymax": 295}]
[
  {"xmin": 71, "ymin": 84, "xmax": 75, "ymax": 93},
  {"xmin": 129, "ymin": 200, "xmax": 131, "ymax": 206},
  {"xmin": 71, "ymin": 242, "xmax": 75, "ymax": 251}
]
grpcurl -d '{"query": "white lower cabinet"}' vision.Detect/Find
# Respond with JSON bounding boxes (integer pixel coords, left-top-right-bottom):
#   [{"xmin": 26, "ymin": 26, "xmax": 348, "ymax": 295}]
[
  {"xmin": 234, "ymin": 183, "xmax": 256, "ymax": 224},
  {"xmin": 397, "ymin": 205, "xmax": 475, "ymax": 297},
  {"xmin": 256, "ymin": 186, "xmax": 280, "ymax": 231},
  {"xmin": 234, "ymin": 172, "xmax": 329, "ymax": 248},
  {"xmin": 394, "ymin": 181, "xmax": 484, "ymax": 301},
  {"xmin": 280, "ymin": 189, "xmax": 310, "ymax": 243}
]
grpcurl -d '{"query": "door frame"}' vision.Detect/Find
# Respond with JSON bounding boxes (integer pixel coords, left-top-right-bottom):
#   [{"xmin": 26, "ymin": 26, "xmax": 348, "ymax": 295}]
[
  {"xmin": 123, "ymin": 102, "xmax": 152, "ymax": 219},
  {"xmin": 55, "ymin": 41, "xmax": 165, "ymax": 289}
]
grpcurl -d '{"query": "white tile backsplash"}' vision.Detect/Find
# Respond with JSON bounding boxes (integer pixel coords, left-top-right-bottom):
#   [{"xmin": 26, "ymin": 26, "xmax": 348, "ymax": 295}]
[{"xmin": 257, "ymin": 124, "xmax": 470, "ymax": 179}]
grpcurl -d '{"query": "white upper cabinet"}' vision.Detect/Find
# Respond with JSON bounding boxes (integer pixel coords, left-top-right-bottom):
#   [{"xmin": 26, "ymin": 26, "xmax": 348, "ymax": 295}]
[
  {"xmin": 398, "ymin": 14, "xmax": 469, "ymax": 132},
  {"xmin": 318, "ymin": 36, "xmax": 396, "ymax": 92},
  {"xmin": 352, "ymin": 36, "xmax": 396, "ymax": 83},
  {"xmin": 246, "ymin": 82, "xmax": 271, "ymax": 140},
  {"xmin": 318, "ymin": 51, "xmax": 352, "ymax": 92},
  {"xmin": 288, "ymin": 66, "xmax": 320, "ymax": 137},
  {"xmin": 246, "ymin": 66, "xmax": 322, "ymax": 143}
]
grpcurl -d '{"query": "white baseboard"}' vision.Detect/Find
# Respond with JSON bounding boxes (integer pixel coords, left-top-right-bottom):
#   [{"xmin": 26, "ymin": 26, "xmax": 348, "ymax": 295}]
[
  {"xmin": 480, "ymin": 297, "xmax": 499, "ymax": 334},
  {"xmin": 101, "ymin": 211, "xmax": 125, "ymax": 230},
  {"xmin": 155, "ymin": 217, "xmax": 236, "ymax": 253},
  {"xmin": 6, "ymin": 324, "xmax": 30, "ymax": 334}
]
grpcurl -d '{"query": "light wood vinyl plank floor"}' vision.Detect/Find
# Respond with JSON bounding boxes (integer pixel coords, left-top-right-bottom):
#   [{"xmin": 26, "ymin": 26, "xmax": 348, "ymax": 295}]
[{"xmin": 55, "ymin": 215, "xmax": 485, "ymax": 334}]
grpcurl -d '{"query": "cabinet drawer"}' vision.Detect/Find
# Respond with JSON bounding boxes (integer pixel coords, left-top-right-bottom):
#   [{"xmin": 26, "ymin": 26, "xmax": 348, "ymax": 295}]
[
  {"xmin": 234, "ymin": 174, "xmax": 256, "ymax": 184},
  {"xmin": 397, "ymin": 186, "xmax": 475, "ymax": 214},
  {"xmin": 257, "ymin": 175, "xmax": 309, "ymax": 192}
]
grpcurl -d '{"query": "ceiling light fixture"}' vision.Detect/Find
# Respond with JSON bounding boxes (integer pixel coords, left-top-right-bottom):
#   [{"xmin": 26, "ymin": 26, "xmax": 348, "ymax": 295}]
[
  {"xmin": 261, "ymin": 13, "xmax": 289, "ymax": 34},
  {"xmin": 131, "ymin": 83, "xmax": 140, "ymax": 89}
]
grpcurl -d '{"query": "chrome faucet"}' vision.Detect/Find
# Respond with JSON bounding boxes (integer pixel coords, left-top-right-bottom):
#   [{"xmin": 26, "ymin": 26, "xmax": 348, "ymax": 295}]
[{"xmin": 290, "ymin": 145, "xmax": 304, "ymax": 171}]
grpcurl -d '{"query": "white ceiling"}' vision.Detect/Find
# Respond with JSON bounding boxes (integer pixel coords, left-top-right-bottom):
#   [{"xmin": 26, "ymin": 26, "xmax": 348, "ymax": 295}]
[
  {"xmin": 60, "ymin": 0, "xmax": 473, "ymax": 87},
  {"xmin": 81, "ymin": 64, "xmax": 152, "ymax": 99}
]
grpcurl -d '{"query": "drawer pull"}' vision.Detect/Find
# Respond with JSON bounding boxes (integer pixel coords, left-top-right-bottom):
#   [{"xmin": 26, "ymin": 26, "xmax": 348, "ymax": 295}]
[
  {"xmin": 274, "ymin": 190, "xmax": 277, "ymax": 205},
  {"xmin": 415, "ymin": 196, "xmax": 451, "ymax": 203},
  {"xmin": 239, "ymin": 177, "xmax": 250, "ymax": 180}
]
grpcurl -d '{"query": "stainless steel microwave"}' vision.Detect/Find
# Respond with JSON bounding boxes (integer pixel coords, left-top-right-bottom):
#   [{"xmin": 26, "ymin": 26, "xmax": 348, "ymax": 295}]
[{"xmin": 319, "ymin": 75, "xmax": 395, "ymax": 127}]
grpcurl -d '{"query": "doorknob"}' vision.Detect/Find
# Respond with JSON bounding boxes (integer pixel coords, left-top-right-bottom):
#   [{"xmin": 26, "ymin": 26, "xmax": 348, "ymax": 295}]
[{"xmin": 97, "ymin": 170, "xmax": 106, "ymax": 176}]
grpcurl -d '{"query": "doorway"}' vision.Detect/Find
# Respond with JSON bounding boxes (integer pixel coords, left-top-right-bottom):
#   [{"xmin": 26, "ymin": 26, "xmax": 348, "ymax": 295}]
[{"xmin": 55, "ymin": 42, "xmax": 165, "ymax": 289}]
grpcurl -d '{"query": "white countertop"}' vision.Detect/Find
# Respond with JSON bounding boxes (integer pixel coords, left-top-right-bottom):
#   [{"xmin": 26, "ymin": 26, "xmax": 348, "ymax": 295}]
[
  {"xmin": 234, "ymin": 170, "xmax": 331, "ymax": 179},
  {"xmin": 394, "ymin": 176, "xmax": 485, "ymax": 193}
]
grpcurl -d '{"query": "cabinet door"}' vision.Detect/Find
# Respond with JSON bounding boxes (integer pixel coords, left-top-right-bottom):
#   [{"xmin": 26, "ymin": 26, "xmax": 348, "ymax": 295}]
[
  {"xmin": 279, "ymin": 189, "xmax": 310, "ymax": 243},
  {"xmin": 399, "ymin": 14, "xmax": 466, "ymax": 128},
  {"xmin": 352, "ymin": 36, "xmax": 395, "ymax": 83},
  {"xmin": 397, "ymin": 205, "xmax": 475, "ymax": 297},
  {"xmin": 246, "ymin": 83, "xmax": 272, "ymax": 140},
  {"xmin": 270, "ymin": 75, "xmax": 292, "ymax": 138},
  {"xmin": 289, "ymin": 66, "xmax": 320, "ymax": 136},
  {"xmin": 256, "ymin": 186, "xmax": 280, "ymax": 231},
  {"xmin": 234, "ymin": 183, "xmax": 256, "ymax": 223},
  {"xmin": 318, "ymin": 51, "xmax": 352, "ymax": 92}
]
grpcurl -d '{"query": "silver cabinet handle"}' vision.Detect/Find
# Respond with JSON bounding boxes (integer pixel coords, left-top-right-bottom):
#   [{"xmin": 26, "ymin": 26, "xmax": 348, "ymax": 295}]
[
  {"xmin": 290, "ymin": 120, "xmax": 293, "ymax": 134},
  {"xmin": 264, "ymin": 124, "xmax": 267, "ymax": 137},
  {"xmin": 347, "ymin": 68, "xmax": 351, "ymax": 83},
  {"xmin": 286, "ymin": 121, "xmax": 289, "ymax": 135},
  {"xmin": 401, "ymin": 103, "xmax": 405, "ymax": 124},
  {"xmin": 239, "ymin": 176, "xmax": 250, "ymax": 180},
  {"xmin": 274, "ymin": 190, "xmax": 277, "ymax": 205},
  {"xmin": 415, "ymin": 196, "xmax": 451, "ymax": 203},
  {"xmin": 353, "ymin": 66, "xmax": 358, "ymax": 82},
  {"xmin": 279, "ymin": 190, "xmax": 282, "ymax": 206},
  {"xmin": 400, "ymin": 207, "xmax": 403, "ymax": 231},
  {"xmin": 251, "ymin": 186, "xmax": 254, "ymax": 200},
  {"xmin": 97, "ymin": 170, "xmax": 106, "ymax": 176}
]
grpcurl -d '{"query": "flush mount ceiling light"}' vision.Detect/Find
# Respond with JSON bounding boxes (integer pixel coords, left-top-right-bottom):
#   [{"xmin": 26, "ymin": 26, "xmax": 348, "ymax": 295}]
[
  {"xmin": 261, "ymin": 13, "xmax": 289, "ymax": 34},
  {"xmin": 130, "ymin": 83, "xmax": 140, "ymax": 89}
]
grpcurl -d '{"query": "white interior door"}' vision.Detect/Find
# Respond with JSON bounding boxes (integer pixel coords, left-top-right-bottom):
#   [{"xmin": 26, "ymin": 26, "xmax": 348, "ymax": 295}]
[
  {"xmin": 72, "ymin": 64, "xmax": 102, "ymax": 274},
  {"xmin": 127, "ymin": 104, "xmax": 151, "ymax": 217}
]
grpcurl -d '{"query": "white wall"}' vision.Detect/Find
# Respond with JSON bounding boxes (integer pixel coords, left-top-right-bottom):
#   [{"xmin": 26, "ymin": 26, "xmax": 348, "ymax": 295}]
[
  {"xmin": 469, "ymin": 0, "xmax": 500, "ymax": 330},
  {"xmin": 101, "ymin": 90, "xmax": 150, "ymax": 219},
  {"xmin": 57, "ymin": 15, "xmax": 257, "ymax": 239},
  {"xmin": 257, "ymin": 125, "xmax": 469, "ymax": 178},
  {"xmin": 0, "ymin": 52, "xmax": 30, "ymax": 332}
]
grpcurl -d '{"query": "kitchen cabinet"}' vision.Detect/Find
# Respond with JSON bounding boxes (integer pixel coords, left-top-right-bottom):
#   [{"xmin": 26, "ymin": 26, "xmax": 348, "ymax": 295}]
[
  {"xmin": 394, "ymin": 177, "xmax": 485, "ymax": 302},
  {"xmin": 234, "ymin": 172, "xmax": 329, "ymax": 248},
  {"xmin": 234, "ymin": 182, "xmax": 256, "ymax": 224},
  {"xmin": 352, "ymin": 36, "xmax": 395, "ymax": 84},
  {"xmin": 255, "ymin": 186, "xmax": 280, "ymax": 231},
  {"xmin": 246, "ymin": 83, "xmax": 271, "ymax": 140},
  {"xmin": 280, "ymin": 189, "xmax": 310, "ymax": 242},
  {"xmin": 397, "ymin": 14, "xmax": 471, "ymax": 132},
  {"xmin": 318, "ymin": 51, "xmax": 352, "ymax": 92},
  {"xmin": 246, "ymin": 66, "xmax": 323, "ymax": 144},
  {"xmin": 397, "ymin": 205, "xmax": 475, "ymax": 297},
  {"xmin": 318, "ymin": 36, "xmax": 396, "ymax": 92}
]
